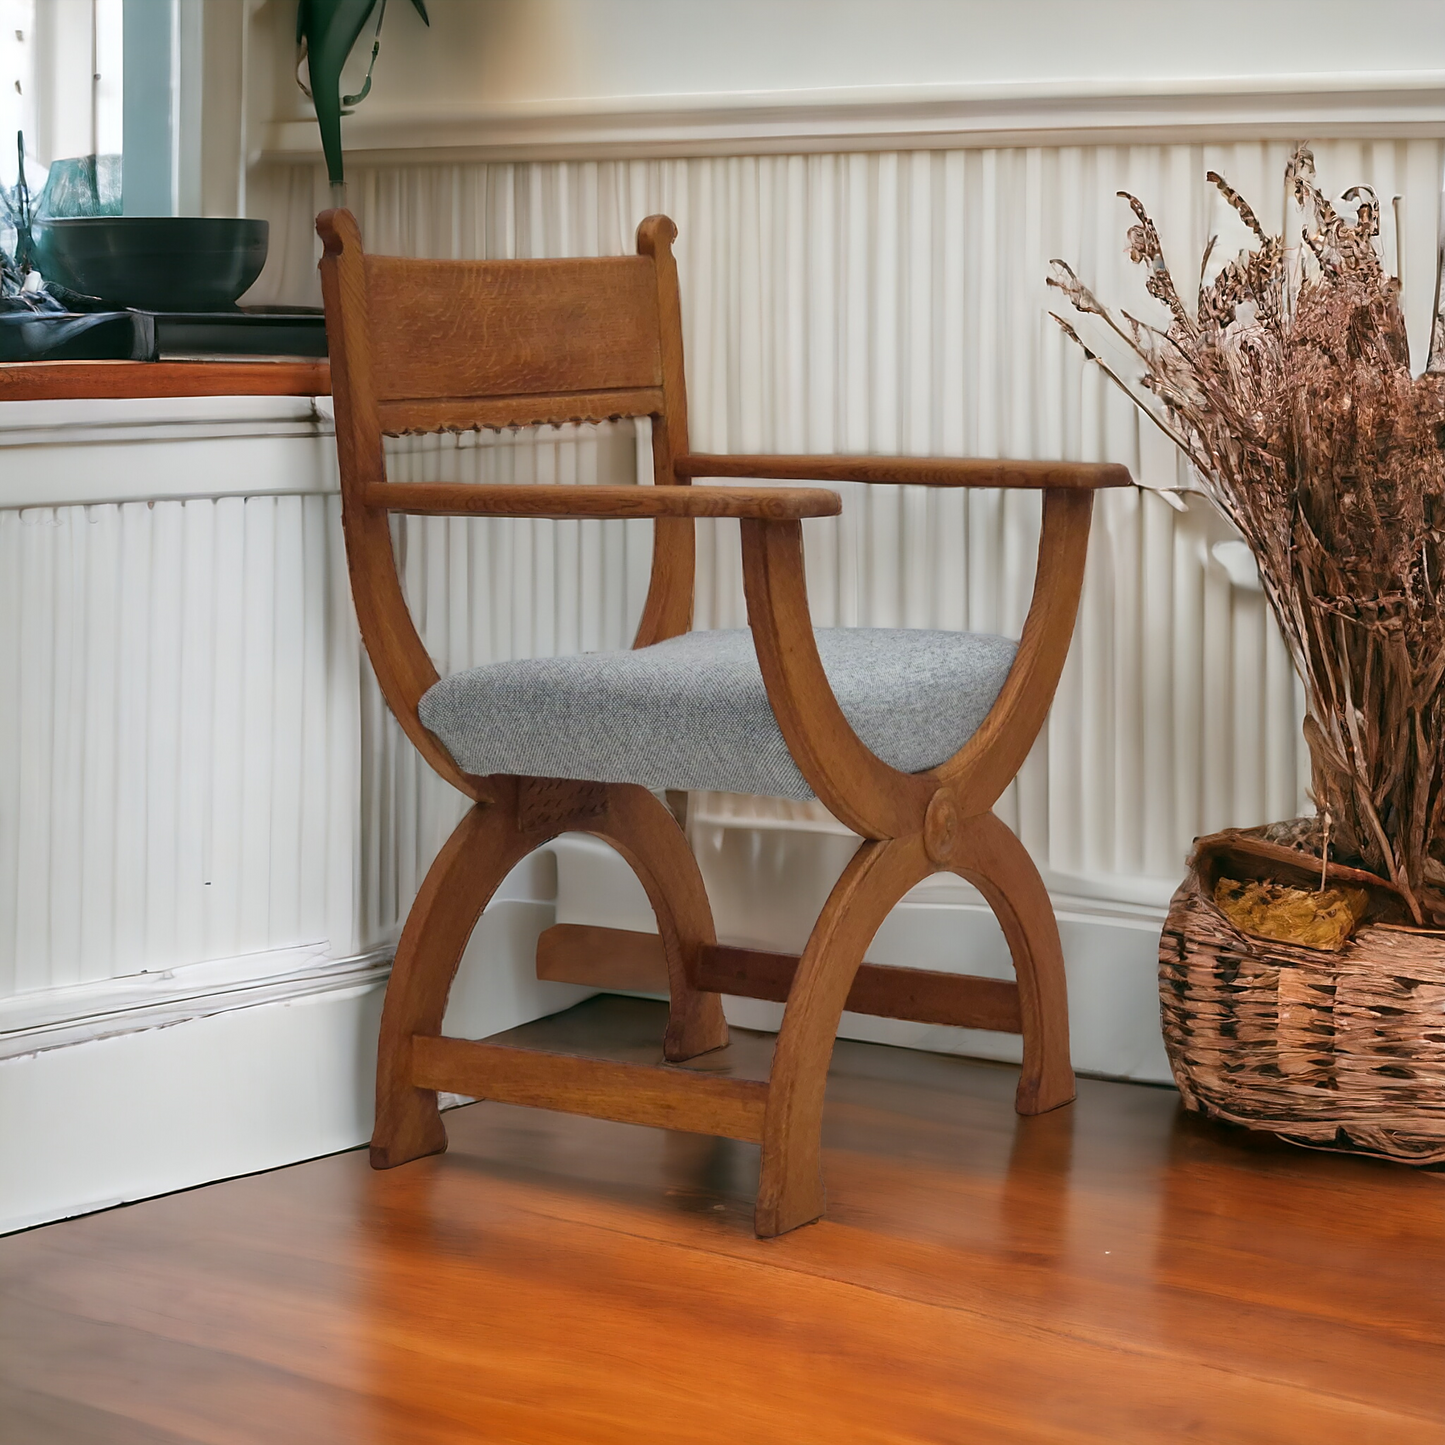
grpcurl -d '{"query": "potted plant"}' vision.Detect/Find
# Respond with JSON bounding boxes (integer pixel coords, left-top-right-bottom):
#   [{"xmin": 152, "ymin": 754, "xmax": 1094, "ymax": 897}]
[{"xmin": 1052, "ymin": 146, "xmax": 1445, "ymax": 1164}]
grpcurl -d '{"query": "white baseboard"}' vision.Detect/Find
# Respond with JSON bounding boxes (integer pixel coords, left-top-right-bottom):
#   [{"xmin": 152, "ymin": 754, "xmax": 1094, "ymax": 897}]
[
  {"xmin": 0, "ymin": 901, "xmax": 589, "ymax": 1235},
  {"xmin": 0, "ymin": 944, "xmax": 392, "ymax": 1061},
  {"xmin": 0, "ymin": 976, "xmax": 387, "ymax": 1235}
]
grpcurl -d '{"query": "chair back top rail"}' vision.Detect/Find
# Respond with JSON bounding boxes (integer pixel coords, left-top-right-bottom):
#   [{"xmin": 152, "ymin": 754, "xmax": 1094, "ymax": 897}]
[
  {"xmin": 318, "ymin": 209, "xmax": 688, "ymax": 455},
  {"xmin": 363, "ymin": 253, "xmax": 664, "ymax": 410}
]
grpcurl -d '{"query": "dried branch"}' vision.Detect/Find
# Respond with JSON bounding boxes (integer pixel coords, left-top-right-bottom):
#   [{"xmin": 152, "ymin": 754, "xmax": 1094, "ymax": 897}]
[{"xmin": 1054, "ymin": 145, "xmax": 1445, "ymax": 922}]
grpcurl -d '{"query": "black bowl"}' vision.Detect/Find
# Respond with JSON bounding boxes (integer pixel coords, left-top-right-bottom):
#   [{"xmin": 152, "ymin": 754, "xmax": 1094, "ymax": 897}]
[{"xmin": 34, "ymin": 217, "xmax": 269, "ymax": 312}]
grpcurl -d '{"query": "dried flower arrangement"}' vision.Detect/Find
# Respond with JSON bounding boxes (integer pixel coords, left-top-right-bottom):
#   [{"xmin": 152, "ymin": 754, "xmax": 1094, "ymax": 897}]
[
  {"xmin": 1050, "ymin": 145, "xmax": 1445, "ymax": 927},
  {"xmin": 1051, "ymin": 148, "xmax": 1445, "ymax": 1163}
]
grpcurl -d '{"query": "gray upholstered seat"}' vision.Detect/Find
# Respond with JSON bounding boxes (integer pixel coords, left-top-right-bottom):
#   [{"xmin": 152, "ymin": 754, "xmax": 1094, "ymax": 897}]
[{"xmin": 419, "ymin": 627, "xmax": 1017, "ymax": 801}]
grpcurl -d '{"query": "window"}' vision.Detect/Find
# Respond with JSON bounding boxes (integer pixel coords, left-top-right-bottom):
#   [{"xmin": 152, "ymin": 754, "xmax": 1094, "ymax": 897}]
[{"xmin": 0, "ymin": 0, "xmax": 122, "ymax": 192}]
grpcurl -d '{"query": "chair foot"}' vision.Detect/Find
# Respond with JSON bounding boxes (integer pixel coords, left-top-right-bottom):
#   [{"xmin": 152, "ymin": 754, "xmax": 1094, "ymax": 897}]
[
  {"xmin": 371, "ymin": 1083, "xmax": 448, "ymax": 1169},
  {"xmin": 663, "ymin": 1005, "xmax": 730, "ymax": 1063},
  {"xmin": 755, "ymin": 1166, "xmax": 825, "ymax": 1238},
  {"xmin": 372, "ymin": 797, "xmax": 537, "ymax": 1173},
  {"xmin": 1015, "ymin": 1078, "xmax": 1076, "ymax": 1116}
]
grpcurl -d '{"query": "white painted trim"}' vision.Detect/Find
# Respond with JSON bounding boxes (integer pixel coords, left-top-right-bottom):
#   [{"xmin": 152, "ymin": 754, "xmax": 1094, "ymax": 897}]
[
  {"xmin": 0, "ymin": 943, "xmax": 393, "ymax": 1061},
  {"xmin": 0, "ymin": 394, "xmax": 338, "ymax": 509},
  {"xmin": 0, "ymin": 897, "xmax": 587, "ymax": 1234},
  {"xmin": 0, "ymin": 394, "xmax": 332, "ymax": 445},
  {"xmin": 260, "ymin": 71, "xmax": 1445, "ymax": 165},
  {"xmin": 0, "ymin": 977, "xmax": 389, "ymax": 1234}
]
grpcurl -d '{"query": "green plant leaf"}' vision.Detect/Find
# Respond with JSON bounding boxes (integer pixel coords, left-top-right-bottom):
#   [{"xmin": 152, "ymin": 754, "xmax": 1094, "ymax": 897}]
[{"xmin": 297, "ymin": 0, "xmax": 430, "ymax": 188}]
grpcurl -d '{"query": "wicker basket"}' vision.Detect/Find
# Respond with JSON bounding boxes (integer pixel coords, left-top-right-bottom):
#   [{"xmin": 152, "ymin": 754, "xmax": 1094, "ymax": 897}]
[{"xmin": 1159, "ymin": 828, "xmax": 1445, "ymax": 1165}]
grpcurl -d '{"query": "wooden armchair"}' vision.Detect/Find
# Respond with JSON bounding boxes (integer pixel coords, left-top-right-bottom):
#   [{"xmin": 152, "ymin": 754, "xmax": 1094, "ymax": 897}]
[{"xmin": 318, "ymin": 208, "xmax": 1130, "ymax": 1237}]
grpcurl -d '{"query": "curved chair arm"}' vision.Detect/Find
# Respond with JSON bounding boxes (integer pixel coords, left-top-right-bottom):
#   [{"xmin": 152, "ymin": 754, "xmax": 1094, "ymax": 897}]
[
  {"xmin": 680, "ymin": 453, "xmax": 1131, "ymax": 490},
  {"xmin": 938, "ymin": 489, "xmax": 1094, "ymax": 815},
  {"xmin": 741, "ymin": 518, "xmax": 937, "ymax": 839},
  {"xmin": 739, "ymin": 486, "xmax": 1106, "ymax": 839}
]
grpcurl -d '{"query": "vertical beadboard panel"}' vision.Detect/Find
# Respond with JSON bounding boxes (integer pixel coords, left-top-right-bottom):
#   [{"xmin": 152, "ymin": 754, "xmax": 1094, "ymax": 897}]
[{"xmin": 0, "ymin": 494, "xmax": 363, "ymax": 998}]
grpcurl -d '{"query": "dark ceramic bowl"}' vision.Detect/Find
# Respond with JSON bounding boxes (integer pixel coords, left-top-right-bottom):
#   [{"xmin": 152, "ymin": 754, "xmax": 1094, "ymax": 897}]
[{"xmin": 34, "ymin": 217, "xmax": 269, "ymax": 312}]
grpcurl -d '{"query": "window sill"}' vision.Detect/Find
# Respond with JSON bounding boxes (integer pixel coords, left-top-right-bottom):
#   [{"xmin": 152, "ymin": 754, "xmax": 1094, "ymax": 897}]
[{"xmin": 0, "ymin": 358, "xmax": 329, "ymax": 404}]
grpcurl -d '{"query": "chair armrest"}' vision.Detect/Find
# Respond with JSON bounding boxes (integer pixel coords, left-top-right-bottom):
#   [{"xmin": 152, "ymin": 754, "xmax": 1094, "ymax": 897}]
[
  {"xmin": 737, "ymin": 487, "xmax": 1098, "ymax": 836},
  {"xmin": 677, "ymin": 453, "xmax": 1132, "ymax": 490},
  {"xmin": 362, "ymin": 482, "xmax": 842, "ymax": 521}
]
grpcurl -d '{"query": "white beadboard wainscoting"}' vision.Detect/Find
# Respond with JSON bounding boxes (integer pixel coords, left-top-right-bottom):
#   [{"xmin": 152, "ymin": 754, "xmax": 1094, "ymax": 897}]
[
  {"xmin": 255, "ymin": 137, "xmax": 1445, "ymax": 1079},
  {"xmin": 6, "ymin": 132, "xmax": 1442, "ymax": 1231},
  {"xmin": 0, "ymin": 400, "xmax": 599, "ymax": 1232}
]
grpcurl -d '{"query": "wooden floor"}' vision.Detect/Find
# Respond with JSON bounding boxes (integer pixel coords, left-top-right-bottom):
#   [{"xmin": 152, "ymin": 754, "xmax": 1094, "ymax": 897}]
[{"xmin": 3, "ymin": 996, "xmax": 1442, "ymax": 1444}]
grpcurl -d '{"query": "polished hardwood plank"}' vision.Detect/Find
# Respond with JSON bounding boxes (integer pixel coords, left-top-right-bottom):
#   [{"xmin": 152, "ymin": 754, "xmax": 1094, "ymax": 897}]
[{"xmin": 3, "ymin": 996, "xmax": 1442, "ymax": 1444}]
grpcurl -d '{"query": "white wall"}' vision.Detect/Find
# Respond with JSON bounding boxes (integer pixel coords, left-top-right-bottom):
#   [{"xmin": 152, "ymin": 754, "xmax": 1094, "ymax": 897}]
[
  {"xmin": 251, "ymin": 0, "xmax": 1445, "ymax": 149},
  {"xmin": 232, "ymin": 0, "xmax": 1445, "ymax": 209},
  {"xmin": 232, "ymin": 0, "xmax": 1441, "ymax": 1126}
]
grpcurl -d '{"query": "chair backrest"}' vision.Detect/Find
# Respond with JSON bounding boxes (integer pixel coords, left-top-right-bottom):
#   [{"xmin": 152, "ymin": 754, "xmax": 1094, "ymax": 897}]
[
  {"xmin": 357, "ymin": 253, "xmax": 666, "ymax": 432},
  {"xmin": 318, "ymin": 208, "xmax": 692, "ymax": 478},
  {"xmin": 317, "ymin": 209, "xmax": 698, "ymax": 796}
]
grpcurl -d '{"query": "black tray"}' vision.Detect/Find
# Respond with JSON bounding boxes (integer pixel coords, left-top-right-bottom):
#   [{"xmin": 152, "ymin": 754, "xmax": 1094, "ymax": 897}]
[
  {"xmin": 0, "ymin": 306, "xmax": 327, "ymax": 363},
  {"xmin": 145, "ymin": 306, "xmax": 327, "ymax": 360}
]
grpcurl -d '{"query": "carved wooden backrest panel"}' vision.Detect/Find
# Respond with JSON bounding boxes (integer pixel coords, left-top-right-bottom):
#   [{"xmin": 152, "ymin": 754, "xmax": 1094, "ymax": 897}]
[{"xmin": 363, "ymin": 254, "xmax": 665, "ymax": 431}]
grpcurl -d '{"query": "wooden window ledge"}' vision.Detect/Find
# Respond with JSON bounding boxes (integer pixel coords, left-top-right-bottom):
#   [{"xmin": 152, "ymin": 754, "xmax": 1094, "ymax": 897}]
[{"xmin": 0, "ymin": 359, "xmax": 331, "ymax": 402}]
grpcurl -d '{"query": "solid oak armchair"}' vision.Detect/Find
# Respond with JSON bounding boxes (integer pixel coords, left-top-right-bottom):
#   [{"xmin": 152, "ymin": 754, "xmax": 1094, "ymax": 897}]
[{"xmin": 318, "ymin": 207, "xmax": 1130, "ymax": 1237}]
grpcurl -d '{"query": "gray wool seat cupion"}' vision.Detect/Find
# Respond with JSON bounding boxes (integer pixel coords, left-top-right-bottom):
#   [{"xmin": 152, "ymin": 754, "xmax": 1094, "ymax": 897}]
[{"xmin": 418, "ymin": 627, "xmax": 1017, "ymax": 801}]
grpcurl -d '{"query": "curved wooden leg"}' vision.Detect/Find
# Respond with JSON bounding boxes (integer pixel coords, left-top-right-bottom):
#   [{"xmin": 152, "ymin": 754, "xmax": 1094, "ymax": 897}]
[
  {"xmin": 756, "ymin": 833, "xmax": 933, "ymax": 1237},
  {"xmin": 588, "ymin": 784, "xmax": 728, "ymax": 1063},
  {"xmin": 371, "ymin": 786, "xmax": 536, "ymax": 1169},
  {"xmin": 951, "ymin": 811, "xmax": 1075, "ymax": 1116}
]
